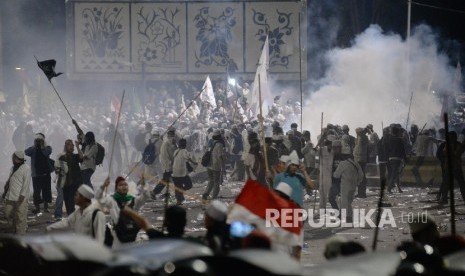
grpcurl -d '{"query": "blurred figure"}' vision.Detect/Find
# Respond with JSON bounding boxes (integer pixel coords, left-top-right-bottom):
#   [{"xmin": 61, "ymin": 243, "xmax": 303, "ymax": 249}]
[
  {"xmin": 152, "ymin": 129, "xmax": 177, "ymax": 200},
  {"xmin": 203, "ymin": 200, "xmax": 230, "ymax": 255},
  {"xmin": 144, "ymin": 130, "xmax": 163, "ymax": 187},
  {"xmin": 319, "ymin": 135, "xmax": 336, "ymax": 209},
  {"xmin": 387, "ymin": 126, "xmax": 407, "ymax": 193},
  {"xmin": 366, "ymin": 124, "xmax": 379, "ymax": 164},
  {"xmin": 55, "ymin": 139, "xmax": 83, "ymax": 217},
  {"xmin": 97, "ymin": 176, "xmax": 150, "ymax": 247},
  {"xmin": 172, "ymin": 138, "xmax": 197, "ymax": 205},
  {"xmin": 229, "ymin": 125, "xmax": 245, "ymax": 181},
  {"xmin": 3, "ymin": 151, "xmax": 30, "ymax": 234},
  {"xmin": 342, "ymin": 125, "xmax": 355, "ymax": 153},
  {"xmin": 46, "ymin": 185, "xmax": 106, "ymax": 244},
  {"xmin": 353, "ymin": 127, "xmax": 369, "ymax": 198},
  {"xmin": 412, "ymin": 129, "xmax": 438, "ymax": 186},
  {"xmin": 302, "ymin": 130, "xmax": 318, "ymax": 197},
  {"xmin": 437, "ymin": 131, "xmax": 465, "ymax": 204},
  {"xmin": 333, "ymin": 153, "xmax": 364, "ymax": 223},
  {"xmin": 25, "ymin": 133, "xmax": 53, "ymax": 214},
  {"xmin": 244, "ymin": 138, "xmax": 267, "ymax": 186},
  {"xmin": 202, "ymin": 129, "xmax": 225, "ymax": 200},
  {"xmin": 73, "ymin": 119, "xmax": 98, "ymax": 188}
]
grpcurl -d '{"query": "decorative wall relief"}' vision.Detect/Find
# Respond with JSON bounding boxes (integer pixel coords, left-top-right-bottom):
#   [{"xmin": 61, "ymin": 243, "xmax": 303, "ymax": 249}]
[
  {"xmin": 193, "ymin": 6, "xmax": 237, "ymax": 70},
  {"xmin": 132, "ymin": 3, "xmax": 186, "ymax": 72},
  {"xmin": 252, "ymin": 9, "xmax": 293, "ymax": 68},
  {"xmin": 245, "ymin": 3, "xmax": 303, "ymax": 74},
  {"xmin": 188, "ymin": 3, "xmax": 243, "ymax": 73},
  {"xmin": 74, "ymin": 3, "xmax": 130, "ymax": 72},
  {"xmin": 68, "ymin": 1, "xmax": 306, "ymax": 80}
]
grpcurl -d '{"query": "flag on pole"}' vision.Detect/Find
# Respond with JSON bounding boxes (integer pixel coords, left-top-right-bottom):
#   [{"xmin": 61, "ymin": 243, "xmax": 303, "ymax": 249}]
[
  {"xmin": 249, "ymin": 36, "xmax": 270, "ymax": 117},
  {"xmin": 227, "ymin": 179, "xmax": 303, "ymax": 247},
  {"xmin": 110, "ymin": 95, "xmax": 121, "ymax": 124},
  {"xmin": 36, "ymin": 59, "xmax": 62, "ymax": 82},
  {"xmin": 200, "ymin": 75, "xmax": 216, "ymax": 109}
]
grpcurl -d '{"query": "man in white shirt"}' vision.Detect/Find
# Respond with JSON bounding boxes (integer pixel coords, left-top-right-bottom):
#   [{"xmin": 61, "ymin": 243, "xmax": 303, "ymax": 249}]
[
  {"xmin": 3, "ymin": 151, "xmax": 31, "ymax": 234},
  {"xmin": 46, "ymin": 185, "xmax": 106, "ymax": 244}
]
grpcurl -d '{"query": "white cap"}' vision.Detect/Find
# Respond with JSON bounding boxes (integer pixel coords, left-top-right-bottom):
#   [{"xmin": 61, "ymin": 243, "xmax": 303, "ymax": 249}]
[
  {"xmin": 275, "ymin": 182, "xmax": 292, "ymax": 198},
  {"xmin": 205, "ymin": 200, "xmax": 228, "ymax": 222},
  {"xmin": 279, "ymin": 155, "xmax": 290, "ymax": 164},
  {"xmin": 77, "ymin": 185, "xmax": 94, "ymax": 200},
  {"xmin": 286, "ymin": 151, "xmax": 300, "ymax": 167},
  {"xmin": 14, "ymin": 151, "xmax": 25, "ymax": 160}
]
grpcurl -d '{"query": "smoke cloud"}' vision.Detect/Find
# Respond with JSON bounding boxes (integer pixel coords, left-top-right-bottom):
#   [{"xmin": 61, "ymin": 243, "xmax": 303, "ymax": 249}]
[{"xmin": 303, "ymin": 24, "xmax": 458, "ymax": 137}]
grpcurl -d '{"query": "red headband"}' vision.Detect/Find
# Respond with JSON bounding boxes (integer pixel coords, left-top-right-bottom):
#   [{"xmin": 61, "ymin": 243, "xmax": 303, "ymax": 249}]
[{"xmin": 115, "ymin": 176, "xmax": 125, "ymax": 186}]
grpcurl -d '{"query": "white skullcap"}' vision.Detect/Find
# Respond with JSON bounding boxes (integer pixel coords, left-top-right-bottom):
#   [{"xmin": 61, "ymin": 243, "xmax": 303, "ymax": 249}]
[
  {"xmin": 14, "ymin": 151, "xmax": 25, "ymax": 160},
  {"xmin": 205, "ymin": 200, "xmax": 228, "ymax": 222},
  {"xmin": 77, "ymin": 185, "xmax": 94, "ymax": 200},
  {"xmin": 279, "ymin": 155, "xmax": 290, "ymax": 164},
  {"xmin": 275, "ymin": 182, "xmax": 292, "ymax": 198},
  {"xmin": 286, "ymin": 151, "xmax": 300, "ymax": 167}
]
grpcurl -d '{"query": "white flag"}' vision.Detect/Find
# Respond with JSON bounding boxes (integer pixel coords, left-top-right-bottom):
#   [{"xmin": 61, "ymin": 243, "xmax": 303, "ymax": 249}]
[
  {"xmin": 200, "ymin": 75, "xmax": 217, "ymax": 109},
  {"xmin": 249, "ymin": 36, "xmax": 270, "ymax": 117}
]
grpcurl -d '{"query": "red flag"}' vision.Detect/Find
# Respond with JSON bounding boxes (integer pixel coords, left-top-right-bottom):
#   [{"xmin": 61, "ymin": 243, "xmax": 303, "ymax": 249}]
[{"xmin": 227, "ymin": 179, "xmax": 303, "ymax": 246}]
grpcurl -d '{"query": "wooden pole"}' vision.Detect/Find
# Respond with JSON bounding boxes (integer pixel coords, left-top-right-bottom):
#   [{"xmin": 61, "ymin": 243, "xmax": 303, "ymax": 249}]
[{"xmin": 108, "ymin": 90, "xmax": 126, "ymax": 180}]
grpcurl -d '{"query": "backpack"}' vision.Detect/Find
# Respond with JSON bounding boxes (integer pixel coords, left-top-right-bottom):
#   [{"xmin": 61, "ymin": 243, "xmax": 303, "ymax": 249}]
[
  {"xmin": 201, "ymin": 142, "xmax": 217, "ymax": 167},
  {"xmin": 231, "ymin": 135, "xmax": 243, "ymax": 155},
  {"xmin": 92, "ymin": 209, "xmax": 113, "ymax": 246},
  {"xmin": 95, "ymin": 143, "xmax": 105, "ymax": 166},
  {"xmin": 134, "ymin": 132, "xmax": 147, "ymax": 152},
  {"xmin": 142, "ymin": 140, "xmax": 157, "ymax": 165},
  {"xmin": 114, "ymin": 199, "xmax": 140, "ymax": 243}
]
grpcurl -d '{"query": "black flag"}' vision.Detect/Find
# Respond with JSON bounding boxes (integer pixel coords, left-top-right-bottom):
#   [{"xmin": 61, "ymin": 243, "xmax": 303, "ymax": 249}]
[{"xmin": 37, "ymin": 59, "xmax": 62, "ymax": 82}]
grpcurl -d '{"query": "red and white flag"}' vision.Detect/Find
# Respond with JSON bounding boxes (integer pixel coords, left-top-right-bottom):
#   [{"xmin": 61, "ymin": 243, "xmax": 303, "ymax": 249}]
[{"xmin": 227, "ymin": 179, "xmax": 303, "ymax": 246}]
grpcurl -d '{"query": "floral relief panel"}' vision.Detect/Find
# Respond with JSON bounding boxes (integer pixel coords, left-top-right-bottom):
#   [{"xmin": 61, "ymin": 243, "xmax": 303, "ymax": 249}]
[
  {"xmin": 69, "ymin": 1, "xmax": 306, "ymax": 80},
  {"xmin": 187, "ymin": 3, "xmax": 244, "ymax": 73},
  {"xmin": 245, "ymin": 3, "xmax": 303, "ymax": 74},
  {"xmin": 74, "ymin": 2, "xmax": 131, "ymax": 72},
  {"xmin": 131, "ymin": 3, "xmax": 186, "ymax": 73}
]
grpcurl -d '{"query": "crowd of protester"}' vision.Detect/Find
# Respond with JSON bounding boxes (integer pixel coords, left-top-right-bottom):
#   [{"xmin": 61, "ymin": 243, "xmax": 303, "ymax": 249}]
[{"xmin": 1, "ymin": 79, "xmax": 465, "ymax": 275}]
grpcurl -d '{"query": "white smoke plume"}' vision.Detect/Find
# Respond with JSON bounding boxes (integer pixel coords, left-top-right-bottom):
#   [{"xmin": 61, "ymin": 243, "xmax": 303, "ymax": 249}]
[{"xmin": 303, "ymin": 24, "xmax": 458, "ymax": 138}]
